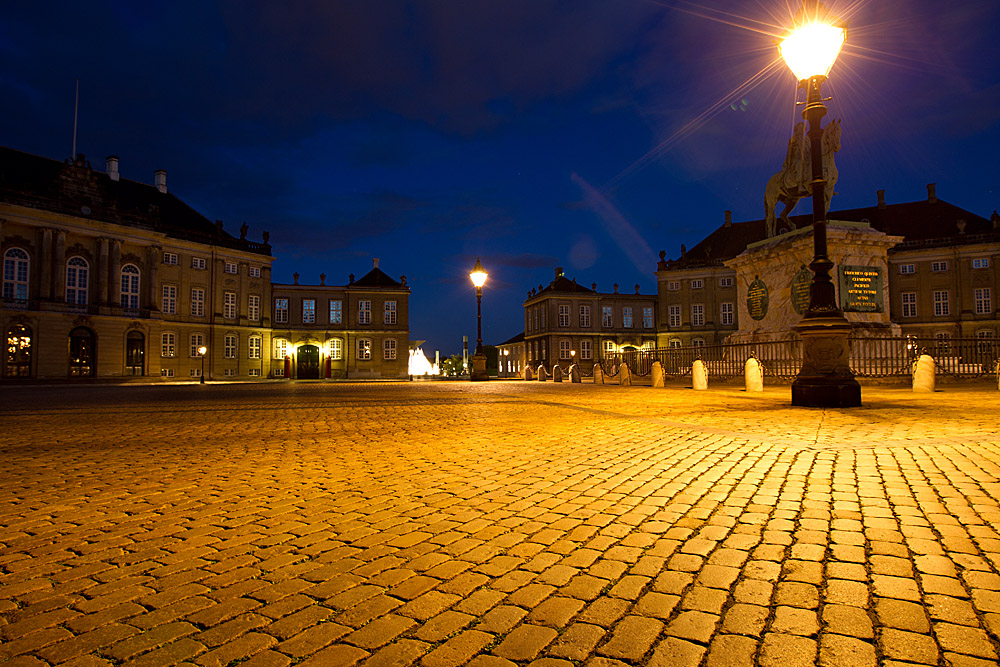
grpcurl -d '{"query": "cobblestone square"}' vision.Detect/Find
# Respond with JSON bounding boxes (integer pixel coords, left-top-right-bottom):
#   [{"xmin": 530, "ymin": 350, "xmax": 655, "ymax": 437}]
[{"xmin": 2, "ymin": 381, "xmax": 1000, "ymax": 666}]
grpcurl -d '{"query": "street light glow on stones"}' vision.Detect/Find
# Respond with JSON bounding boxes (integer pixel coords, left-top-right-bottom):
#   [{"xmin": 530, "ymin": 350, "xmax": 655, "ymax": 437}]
[
  {"xmin": 779, "ymin": 22, "xmax": 845, "ymax": 81},
  {"xmin": 469, "ymin": 259, "xmax": 487, "ymax": 289}
]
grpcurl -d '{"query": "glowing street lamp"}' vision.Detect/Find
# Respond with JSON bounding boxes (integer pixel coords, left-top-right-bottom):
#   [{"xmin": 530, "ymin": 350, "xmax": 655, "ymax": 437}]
[
  {"xmin": 469, "ymin": 258, "xmax": 489, "ymax": 381},
  {"xmin": 781, "ymin": 3, "xmax": 860, "ymax": 407},
  {"xmin": 198, "ymin": 345, "xmax": 207, "ymax": 384}
]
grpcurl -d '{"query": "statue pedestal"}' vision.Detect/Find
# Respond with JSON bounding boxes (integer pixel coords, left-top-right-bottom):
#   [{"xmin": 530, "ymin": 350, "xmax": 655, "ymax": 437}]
[
  {"xmin": 791, "ymin": 314, "xmax": 861, "ymax": 407},
  {"xmin": 470, "ymin": 353, "xmax": 489, "ymax": 382}
]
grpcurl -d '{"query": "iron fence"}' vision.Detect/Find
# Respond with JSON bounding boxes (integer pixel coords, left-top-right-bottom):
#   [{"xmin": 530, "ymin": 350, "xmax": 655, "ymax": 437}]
[{"xmin": 597, "ymin": 335, "xmax": 998, "ymax": 381}]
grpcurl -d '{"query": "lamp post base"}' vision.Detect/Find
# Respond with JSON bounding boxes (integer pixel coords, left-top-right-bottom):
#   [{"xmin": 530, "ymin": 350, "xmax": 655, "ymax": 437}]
[
  {"xmin": 791, "ymin": 315, "xmax": 861, "ymax": 407},
  {"xmin": 470, "ymin": 353, "xmax": 489, "ymax": 382}
]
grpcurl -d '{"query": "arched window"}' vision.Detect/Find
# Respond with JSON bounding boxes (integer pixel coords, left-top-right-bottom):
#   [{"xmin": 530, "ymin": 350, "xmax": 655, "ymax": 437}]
[
  {"xmin": 5, "ymin": 324, "xmax": 32, "ymax": 377},
  {"xmin": 66, "ymin": 257, "xmax": 89, "ymax": 305},
  {"xmin": 120, "ymin": 264, "xmax": 140, "ymax": 310},
  {"xmin": 3, "ymin": 248, "xmax": 29, "ymax": 301}
]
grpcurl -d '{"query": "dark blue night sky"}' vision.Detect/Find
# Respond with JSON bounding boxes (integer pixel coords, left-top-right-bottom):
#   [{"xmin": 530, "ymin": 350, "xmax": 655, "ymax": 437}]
[{"xmin": 2, "ymin": 1, "xmax": 998, "ymax": 356}]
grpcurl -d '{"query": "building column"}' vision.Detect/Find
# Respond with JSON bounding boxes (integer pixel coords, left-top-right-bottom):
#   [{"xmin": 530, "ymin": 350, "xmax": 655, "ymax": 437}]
[
  {"xmin": 147, "ymin": 246, "xmax": 160, "ymax": 310},
  {"xmin": 39, "ymin": 228, "xmax": 53, "ymax": 300},
  {"xmin": 109, "ymin": 240, "xmax": 122, "ymax": 307},
  {"xmin": 97, "ymin": 238, "xmax": 109, "ymax": 305},
  {"xmin": 53, "ymin": 230, "xmax": 66, "ymax": 301}
]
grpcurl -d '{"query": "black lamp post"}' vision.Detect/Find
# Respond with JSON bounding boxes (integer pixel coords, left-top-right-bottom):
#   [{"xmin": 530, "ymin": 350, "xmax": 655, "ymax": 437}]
[
  {"xmin": 781, "ymin": 5, "xmax": 861, "ymax": 407},
  {"xmin": 469, "ymin": 258, "xmax": 489, "ymax": 381},
  {"xmin": 198, "ymin": 345, "xmax": 207, "ymax": 384}
]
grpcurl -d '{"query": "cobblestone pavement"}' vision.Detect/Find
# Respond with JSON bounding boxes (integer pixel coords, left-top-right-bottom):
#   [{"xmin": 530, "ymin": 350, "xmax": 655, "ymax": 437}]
[{"xmin": 2, "ymin": 380, "xmax": 1000, "ymax": 667}]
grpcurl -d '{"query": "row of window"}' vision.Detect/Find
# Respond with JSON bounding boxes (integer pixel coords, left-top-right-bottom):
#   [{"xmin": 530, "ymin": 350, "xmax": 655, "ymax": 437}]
[
  {"xmin": 273, "ymin": 337, "xmax": 397, "ymax": 361},
  {"xmin": 900, "ymin": 288, "xmax": 992, "ymax": 318},
  {"xmin": 160, "ymin": 334, "xmax": 400, "ymax": 361},
  {"xmin": 526, "ymin": 305, "xmax": 654, "ymax": 332},
  {"xmin": 162, "ymin": 252, "xmax": 262, "ymax": 277},
  {"xmin": 666, "ymin": 303, "xmax": 734, "ymax": 328},
  {"xmin": 525, "ymin": 339, "xmax": 657, "ymax": 362},
  {"xmin": 667, "ymin": 277, "xmax": 734, "ymax": 291},
  {"xmin": 899, "ymin": 258, "xmax": 991, "ymax": 274},
  {"xmin": 274, "ymin": 298, "xmax": 396, "ymax": 325}
]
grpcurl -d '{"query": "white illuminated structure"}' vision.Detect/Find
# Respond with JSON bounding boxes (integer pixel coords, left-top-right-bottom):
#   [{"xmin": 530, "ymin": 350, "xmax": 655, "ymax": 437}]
[{"xmin": 408, "ymin": 348, "xmax": 439, "ymax": 376}]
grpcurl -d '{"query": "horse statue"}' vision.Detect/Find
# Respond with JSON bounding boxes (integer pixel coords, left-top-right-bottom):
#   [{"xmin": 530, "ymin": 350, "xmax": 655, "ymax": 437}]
[{"xmin": 764, "ymin": 118, "xmax": 841, "ymax": 237}]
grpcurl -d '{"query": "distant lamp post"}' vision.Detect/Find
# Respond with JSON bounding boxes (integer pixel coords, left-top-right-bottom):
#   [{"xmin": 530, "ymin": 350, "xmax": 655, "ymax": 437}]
[
  {"xmin": 198, "ymin": 345, "xmax": 207, "ymax": 384},
  {"xmin": 782, "ymin": 3, "xmax": 860, "ymax": 407},
  {"xmin": 469, "ymin": 258, "xmax": 489, "ymax": 381},
  {"xmin": 502, "ymin": 348, "xmax": 510, "ymax": 378}
]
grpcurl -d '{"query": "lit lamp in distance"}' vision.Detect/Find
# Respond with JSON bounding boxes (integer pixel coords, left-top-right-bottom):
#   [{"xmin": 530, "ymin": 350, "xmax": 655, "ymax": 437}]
[
  {"xmin": 469, "ymin": 258, "xmax": 489, "ymax": 381},
  {"xmin": 197, "ymin": 345, "xmax": 207, "ymax": 384},
  {"xmin": 780, "ymin": 4, "xmax": 860, "ymax": 407}
]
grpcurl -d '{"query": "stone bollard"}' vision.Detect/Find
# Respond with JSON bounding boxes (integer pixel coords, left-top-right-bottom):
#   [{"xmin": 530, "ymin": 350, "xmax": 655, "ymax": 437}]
[
  {"xmin": 523, "ymin": 365, "xmax": 534, "ymax": 381},
  {"xmin": 552, "ymin": 365, "xmax": 563, "ymax": 382},
  {"xmin": 620, "ymin": 363, "xmax": 632, "ymax": 387},
  {"xmin": 593, "ymin": 364, "xmax": 604, "ymax": 384},
  {"xmin": 569, "ymin": 364, "xmax": 582, "ymax": 383},
  {"xmin": 912, "ymin": 354, "xmax": 935, "ymax": 393},
  {"xmin": 537, "ymin": 364, "xmax": 547, "ymax": 381},
  {"xmin": 744, "ymin": 357, "xmax": 763, "ymax": 392},
  {"xmin": 692, "ymin": 359, "xmax": 708, "ymax": 390},
  {"xmin": 651, "ymin": 361, "xmax": 665, "ymax": 388}
]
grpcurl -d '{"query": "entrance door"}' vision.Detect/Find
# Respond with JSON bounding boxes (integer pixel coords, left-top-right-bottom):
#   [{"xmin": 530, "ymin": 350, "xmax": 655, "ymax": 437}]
[
  {"xmin": 69, "ymin": 327, "xmax": 95, "ymax": 377},
  {"xmin": 298, "ymin": 345, "xmax": 320, "ymax": 379},
  {"xmin": 5, "ymin": 324, "xmax": 32, "ymax": 377},
  {"xmin": 125, "ymin": 331, "xmax": 145, "ymax": 376}
]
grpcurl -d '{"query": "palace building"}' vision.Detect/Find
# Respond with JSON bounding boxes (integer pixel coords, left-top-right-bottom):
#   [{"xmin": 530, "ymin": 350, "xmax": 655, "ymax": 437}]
[{"xmin": 0, "ymin": 146, "xmax": 410, "ymax": 380}]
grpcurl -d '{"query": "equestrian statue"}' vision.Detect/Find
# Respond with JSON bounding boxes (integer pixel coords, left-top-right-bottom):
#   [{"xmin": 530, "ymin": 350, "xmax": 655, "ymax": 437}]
[{"xmin": 764, "ymin": 118, "xmax": 841, "ymax": 237}]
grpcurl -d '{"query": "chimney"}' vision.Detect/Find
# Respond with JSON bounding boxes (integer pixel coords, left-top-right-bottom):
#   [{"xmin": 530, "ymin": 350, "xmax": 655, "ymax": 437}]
[
  {"xmin": 724, "ymin": 210, "xmax": 732, "ymax": 227},
  {"xmin": 613, "ymin": 283, "xmax": 619, "ymax": 294},
  {"xmin": 927, "ymin": 183, "xmax": 937, "ymax": 203},
  {"xmin": 106, "ymin": 155, "xmax": 119, "ymax": 182},
  {"xmin": 373, "ymin": 257, "xmax": 380, "ymax": 269},
  {"xmin": 154, "ymin": 169, "xmax": 167, "ymax": 194},
  {"xmin": 877, "ymin": 190, "xmax": 885, "ymax": 209},
  {"xmin": 320, "ymin": 273, "xmax": 326, "ymax": 286},
  {"xmin": 592, "ymin": 283, "xmax": 597, "ymax": 291}
]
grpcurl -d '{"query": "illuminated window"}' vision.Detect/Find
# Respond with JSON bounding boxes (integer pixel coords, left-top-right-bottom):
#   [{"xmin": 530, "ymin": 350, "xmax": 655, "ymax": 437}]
[
  {"xmin": 3, "ymin": 248, "xmax": 29, "ymax": 301},
  {"xmin": 643, "ymin": 307, "xmax": 653, "ymax": 328},
  {"xmin": 120, "ymin": 264, "xmax": 140, "ymax": 310},
  {"xmin": 623, "ymin": 307, "xmax": 633, "ymax": 328},
  {"xmin": 931, "ymin": 261, "xmax": 948, "ymax": 273},
  {"xmin": 248, "ymin": 335, "xmax": 261, "ymax": 359},
  {"xmin": 559, "ymin": 340, "xmax": 572, "ymax": 359},
  {"xmin": 191, "ymin": 288, "xmax": 205, "ymax": 317},
  {"xmin": 161, "ymin": 368, "xmax": 174, "ymax": 378},
  {"xmin": 224, "ymin": 261, "xmax": 238, "ymax": 274},
  {"xmin": 66, "ymin": 257, "xmax": 89, "ymax": 305},
  {"xmin": 189, "ymin": 333, "xmax": 204, "ymax": 358},
  {"xmin": 302, "ymin": 299, "xmax": 315, "ymax": 324},
  {"xmin": 899, "ymin": 264, "xmax": 915, "ymax": 275},
  {"xmin": 330, "ymin": 300, "xmax": 342, "ymax": 324},
  {"xmin": 224, "ymin": 291, "xmax": 237, "ymax": 319},
  {"xmin": 192, "ymin": 257, "xmax": 206, "ymax": 270},
  {"xmin": 357, "ymin": 338, "xmax": 372, "ymax": 360},
  {"xmin": 901, "ymin": 292, "xmax": 917, "ymax": 318},
  {"xmin": 248, "ymin": 295, "xmax": 260, "ymax": 322},
  {"xmin": 975, "ymin": 288, "xmax": 992, "ymax": 315},
  {"xmin": 973, "ymin": 258, "xmax": 990, "ymax": 269},
  {"xmin": 558, "ymin": 305, "xmax": 570, "ymax": 327},
  {"xmin": 933, "ymin": 290, "xmax": 949, "ymax": 316},
  {"xmin": 580, "ymin": 305, "xmax": 591, "ymax": 328},
  {"xmin": 384, "ymin": 300, "xmax": 397, "ymax": 325},
  {"xmin": 691, "ymin": 279, "xmax": 704, "ymax": 289},
  {"xmin": 161, "ymin": 284, "xmax": 176, "ymax": 314},
  {"xmin": 719, "ymin": 276, "xmax": 734, "ymax": 288},
  {"xmin": 691, "ymin": 304, "xmax": 705, "ymax": 327},
  {"xmin": 161, "ymin": 332, "xmax": 176, "ymax": 358},
  {"xmin": 329, "ymin": 337, "xmax": 343, "ymax": 360},
  {"xmin": 275, "ymin": 298, "xmax": 288, "ymax": 323},
  {"xmin": 359, "ymin": 300, "xmax": 371, "ymax": 325},
  {"xmin": 721, "ymin": 302, "xmax": 734, "ymax": 326},
  {"xmin": 384, "ymin": 338, "xmax": 397, "ymax": 360},
  {"xmin": 274, "ymin": 338, "xmax": 288, "ymax": 359},
  {"xmin": 224, "ymin": 334, "xmax": 237, "ymax": 359},
  {"xmin": 580, "ymin": 340, "xmax": 592, "ymax": 360},
  {"xmin": 603, "ymin": 340, "xmax": 615, "ymax": 355},
  {"xmin": 668, "ymin": 305, "xmax": 681, "ymax": 328},
  {"xmin": 602, "ymin": 306, "xmax": 613, "ymax": 328},
  {"xmin": 162, "ymin": 252, "xmax": 178, "ymax": 265}
]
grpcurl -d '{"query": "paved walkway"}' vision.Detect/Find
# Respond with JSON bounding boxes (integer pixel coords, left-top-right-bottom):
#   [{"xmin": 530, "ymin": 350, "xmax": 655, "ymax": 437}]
[{"xmin": 1, "ymin": 381, "xmax": 1000, "ymax": 667}]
